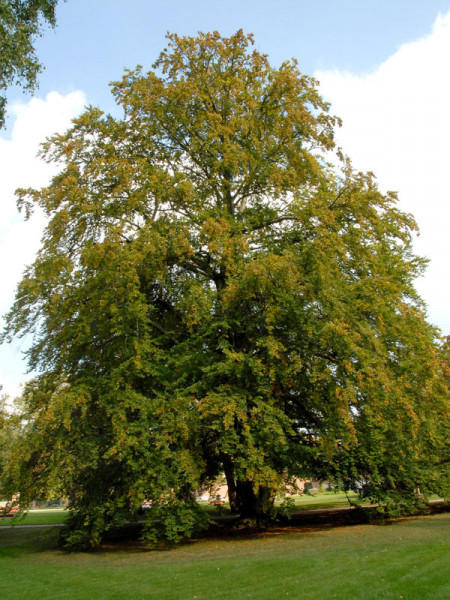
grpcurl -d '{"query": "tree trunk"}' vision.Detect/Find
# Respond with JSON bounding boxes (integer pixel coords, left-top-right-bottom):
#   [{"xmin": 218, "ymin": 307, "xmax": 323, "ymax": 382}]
[
  {"xmin": 223, "ymin": 464, "xmax": 273, "ymax": 523},
  {"xmin": 234, "ymin": 481, "xmax": 273, "ymax": 523},
  {"xmin": 223, "ymin": 459, "xmax": 239, "ymax": 513}
]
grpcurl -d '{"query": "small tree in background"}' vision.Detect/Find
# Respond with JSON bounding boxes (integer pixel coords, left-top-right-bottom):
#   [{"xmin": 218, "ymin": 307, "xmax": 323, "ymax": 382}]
[
  {"xmin": 0, "ymin": 391, "xmax": 17, "ymax": 500},
  {"xmin": 2, "ymin": 31, "xmax": 448, "ymax": 549}
]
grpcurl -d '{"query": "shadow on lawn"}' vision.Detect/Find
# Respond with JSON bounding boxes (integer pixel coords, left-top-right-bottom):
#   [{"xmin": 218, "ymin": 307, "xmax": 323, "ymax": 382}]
[
  {"xmin": 0, "ymin": 527, "xmax": 60, "ymax": 555},
  {"xmin": 101, "ymin": 501, "xmax": 450, "ymax": 552},
  {"xmin": 1, "ymin": 502, "xmax": 449, "ymax": 556}
]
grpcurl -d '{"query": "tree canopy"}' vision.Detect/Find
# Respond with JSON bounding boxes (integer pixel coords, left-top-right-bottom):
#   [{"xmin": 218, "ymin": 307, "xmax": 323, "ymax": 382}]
[
  {"xmin": 0, "ymin": 0, "xmax": 62, "ymax": 128},
  {"xmin": 2, "ymin": 31, "xmax": 449, "ymax": 549}
]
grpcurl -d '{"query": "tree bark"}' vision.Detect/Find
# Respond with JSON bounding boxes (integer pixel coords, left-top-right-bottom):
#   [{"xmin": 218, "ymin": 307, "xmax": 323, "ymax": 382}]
[
  {"xmin": 234, "ymin": 481, "xmax": 272, "ymax": 523},
  {"xmin": 223, "ymin": 463, "xmax": 273, "ymax": 523},
  {"xmin": 222, "ymin": 458, "xmax": 238, "ymax": 513}
]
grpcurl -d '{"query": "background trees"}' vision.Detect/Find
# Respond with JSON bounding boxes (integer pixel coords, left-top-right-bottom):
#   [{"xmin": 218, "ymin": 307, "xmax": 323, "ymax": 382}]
[
  {"xmin": 0, "ymin": 392, "xmax": 17, "ymax": 499},
  {"xmin": 2, "ymin": 31, "xmax": 448, "ymax": 548},
  {"xmin": 0, "ymin": 0, "xmax": 62, "ymax": 127}
]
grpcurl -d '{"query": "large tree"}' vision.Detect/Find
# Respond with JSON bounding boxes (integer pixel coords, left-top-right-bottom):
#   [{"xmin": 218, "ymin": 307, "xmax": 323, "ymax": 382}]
[
  {"xmin": 0, "ymin": 0, "xmax": 62, "ymax": 128},
  {"xmin": 2, "ymin": 31, "xmax": 448, "ymax": 548}
]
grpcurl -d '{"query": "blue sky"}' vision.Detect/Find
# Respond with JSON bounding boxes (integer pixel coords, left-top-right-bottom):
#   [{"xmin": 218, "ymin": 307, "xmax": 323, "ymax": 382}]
[
  {"xmin": 1, "ymin": 0, "xmax": 450, "ymax": 397},
  {"xmin": 3, "ymin": 0, "xmax": 450, "ymax": 125}
]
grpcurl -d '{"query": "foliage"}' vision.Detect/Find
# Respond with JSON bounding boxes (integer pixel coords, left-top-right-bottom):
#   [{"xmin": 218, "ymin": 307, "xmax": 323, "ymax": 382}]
[
  {"xmin": 0, "ymin": 391, "xmax": 17, "ymax": 497},
  {"xmin": 0, "ymin": 0, "xmax": 62, "ymax": 127},
  {"xmin": 141, "ymin": 497, "xmax": 211, "ymax": 546},
  {"xmin": 0, "ymin": 395, "xmax": 8, "ymax": 493},
  {"xmin": 2, "ymin": 30, "xmax": 449, "ymax": 548}
]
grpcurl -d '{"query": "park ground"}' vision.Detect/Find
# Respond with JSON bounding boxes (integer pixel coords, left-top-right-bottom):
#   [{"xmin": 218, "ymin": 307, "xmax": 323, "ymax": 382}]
[
  {"xmin": 0, "ymin": 492, "xmax": 360, "ymax": 527},
  {"xmin": 0, "ymin": 495, "xmax": 449, "ymax": 600}
]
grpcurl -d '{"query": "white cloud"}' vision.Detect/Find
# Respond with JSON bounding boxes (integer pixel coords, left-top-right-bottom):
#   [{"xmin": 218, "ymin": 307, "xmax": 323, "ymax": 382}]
[
  {"xmin": 0, "ymin": 91, "xmax": 86, "ymax": 398},
  {"xmin": 316, "ymin": 11, "xmax": 450, "ymax": 334},
  {"xmin": 0, "ymin": 367, "xmax": 23, "ymax": 405}
]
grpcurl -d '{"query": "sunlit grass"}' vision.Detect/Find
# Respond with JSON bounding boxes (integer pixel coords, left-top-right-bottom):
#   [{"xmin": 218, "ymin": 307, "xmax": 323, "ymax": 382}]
[
  {"xmin": 1, "ymin": 493, "xmax": 355, "ymax": 527},
  {"xmin": 0, "ymin": 509, "xmax": 69, "ymax": 527},
  {"xmin": 0, "ymin": 512, "xmax": 448, "ymax": 599}
]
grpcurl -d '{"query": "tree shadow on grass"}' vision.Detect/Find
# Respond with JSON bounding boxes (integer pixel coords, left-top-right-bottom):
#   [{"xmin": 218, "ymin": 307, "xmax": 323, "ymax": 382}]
[
  {"xmin": 1, "ymin": 503, "xmax": 448, "ymax": 556},
  {"xmin": 0, "ymin": 526, "xmax": 60, "ymax": 556}
]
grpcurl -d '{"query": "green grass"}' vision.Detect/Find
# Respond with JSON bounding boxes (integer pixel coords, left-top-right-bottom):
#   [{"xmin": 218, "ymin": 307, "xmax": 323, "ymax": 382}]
[
  {"xmin": 0, "ymin": 509, "xmax": 69, "ymax": 527},
  {"xmin": 201, "ymin": 491, "xmax": 357, "ymax": 516},
  {"xmin": 283, "ymin": 491, "xmax": 357, "ymax": 510},
  {"xmin": 0, "ymin": 492, "xmax": 441, "ymax": 526},
  {"xmin": 0, "ymin": 493, "xmax": 355, "ymax": 527},
  {"xmin": 0, "ymin": 512, "xmax": 448, "ymax": 599}
]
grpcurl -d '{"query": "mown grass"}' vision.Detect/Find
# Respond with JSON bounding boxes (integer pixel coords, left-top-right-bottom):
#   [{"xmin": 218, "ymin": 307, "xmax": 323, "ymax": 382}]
[
  {"xmin": 0, "ymin": 493, "xmax": 355, "ymax": 527},
  {"xmin": 280, "ymin": 491, "xmax": 358, "ymax": 510},
  {"xmin": 0, "ymin": 509, "xmax": 69, "ymax": 527},
  {"xmin": 200, "ymin": 491, "xmax": 357, "ymax": 517},
  {"xmin": 0, "ymin": 512, "xmax": 448, "ymax": 599}
]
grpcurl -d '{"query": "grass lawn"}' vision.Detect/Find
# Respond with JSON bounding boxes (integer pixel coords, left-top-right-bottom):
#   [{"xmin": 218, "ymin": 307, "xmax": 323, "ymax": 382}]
[
  {"xmin": 201, "ymin": 491, "xmax": 358, "ymax": 517},
  {"xmin": 0, "ymin": 511, "xmax": 448, "ymax": 599},
  {"xmin": 1, "ymin": 492, "xmax": 441, "ymax": 526},
  {"xmin": 0, "ymin": 493, "xmax": 355, "ymax": 527},
  {"xmin": 0, "ymin": 509, "xmax": 69, "ymax": 527},
  {"xmin": 282, "ymin": 491, "xmax": 358, "ymax": 510}
]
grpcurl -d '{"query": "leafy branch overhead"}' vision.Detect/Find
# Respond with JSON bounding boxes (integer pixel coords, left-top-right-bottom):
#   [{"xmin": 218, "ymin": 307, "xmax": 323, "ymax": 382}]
[
  {"xmin": 2, "ymin": 31, "xmax": 448, "ymax": 549},
  {"xmin": 0, "ymin": 0, "xmax": 62, "ymax": 128}
]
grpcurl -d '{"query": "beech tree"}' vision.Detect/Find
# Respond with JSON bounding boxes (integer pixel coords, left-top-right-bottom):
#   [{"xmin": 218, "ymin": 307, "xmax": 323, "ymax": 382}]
[
  {"xmin": 0, "ymin": 0, "xmax": 62, "ymax": 127},
  {"xmin": 2, "ymin": 31, "xmax": 448, "ymax": 549}
]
